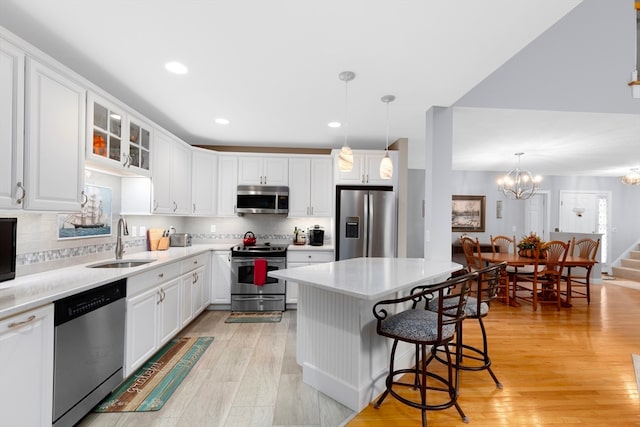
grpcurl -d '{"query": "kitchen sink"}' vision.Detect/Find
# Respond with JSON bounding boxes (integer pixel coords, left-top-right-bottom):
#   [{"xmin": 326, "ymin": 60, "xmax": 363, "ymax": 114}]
[{"xmin": 87, "ymin": 259, "xmax": 154, "ymax": 269}]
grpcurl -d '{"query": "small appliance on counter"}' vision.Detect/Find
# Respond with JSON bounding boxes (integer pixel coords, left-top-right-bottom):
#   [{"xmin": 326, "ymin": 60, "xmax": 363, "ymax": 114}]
[
  {"xmin": 307, "ymin": 225, "xmax": 324, "ymax": 246},
  {"xmin": 293, "ymin": 227, "xmax": 306, "ymax": 245},
  {"xmin": 170, "ymin": 233, "xmax": 192, "ymax": 247}
]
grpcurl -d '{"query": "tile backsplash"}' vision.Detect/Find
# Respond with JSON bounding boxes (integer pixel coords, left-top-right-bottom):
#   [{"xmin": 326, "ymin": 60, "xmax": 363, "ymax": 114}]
[{"xmin": 1, "ymin": 170, "xmax": 333, "ymax": 278}]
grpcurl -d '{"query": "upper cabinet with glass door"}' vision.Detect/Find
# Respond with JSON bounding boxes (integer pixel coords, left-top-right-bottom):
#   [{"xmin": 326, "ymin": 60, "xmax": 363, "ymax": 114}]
[{"xmin": 85, "ymin": 92, "xmax": 152, "ymax": 176}]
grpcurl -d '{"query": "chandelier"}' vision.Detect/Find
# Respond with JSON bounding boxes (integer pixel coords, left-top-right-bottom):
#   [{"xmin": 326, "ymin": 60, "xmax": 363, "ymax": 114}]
[
  {"xmin": 497, "ymin": 152, "xmax": 541, "ymax": 200},
  {"xmin": 622, "ymin": 168, "xmax": 640, "ymax": 185}
]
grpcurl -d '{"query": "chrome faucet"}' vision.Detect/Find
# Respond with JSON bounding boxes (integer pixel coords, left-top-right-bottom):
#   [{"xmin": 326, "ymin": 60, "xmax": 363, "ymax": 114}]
[{"xmin": 115, "ymin": 216, "xmax": 129, "ymax": 259}]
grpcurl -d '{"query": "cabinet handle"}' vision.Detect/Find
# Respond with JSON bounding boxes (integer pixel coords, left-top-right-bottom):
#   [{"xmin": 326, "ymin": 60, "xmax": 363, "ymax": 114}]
[
  {"xmin": 365, "ymin": 174, "xmax": 369, "ymax": 183},
  {"xmin": 153, "ymin": 199, "xmax": 158, "ymax": 211},
  {"xmin": 311, "ymin": 206, "xmax": 314, "ymax": 215},
  {"xmin": 8, "ymin": 315, "xmax": 36, "ymax": 329},
  {"xmin": 172, "ymin": 201, "xmax": 177, "ymax": 212},
  {"xmin": 193, "ymin": 203, "xmax": 196, "ymax": 213},
  {"xmin": 16, "ymin": 182, "xmax": 26, "ymax": 205},
  {"xmin": 193, "ymin": 272, "xmax": 199, "ymax": 283},
  {"xmin": 80, "ymin": 190, "xmax": 88, "ymax": 207},
  {"xmin": 158, "ymin": 273, "xmax": 164, "ymax": 279},
  {"xmin": 157, "ymin": 290, "xmax": 162, "ymax": 304},
  {"xmin": 194, "ymin": 260, "xmax": 198, "ymax": 264}
]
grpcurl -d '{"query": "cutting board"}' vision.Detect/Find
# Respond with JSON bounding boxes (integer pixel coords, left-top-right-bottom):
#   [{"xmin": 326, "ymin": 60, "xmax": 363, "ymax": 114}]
[{"xmin": 147, "ymin": 228, "xmax": 168, "ymax": 251}]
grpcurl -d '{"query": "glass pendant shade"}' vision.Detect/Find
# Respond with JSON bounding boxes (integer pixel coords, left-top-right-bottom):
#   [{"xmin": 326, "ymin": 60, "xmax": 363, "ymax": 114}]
[
  {"xmin": 497, "ymin": 152, "xmax": 541, "ymax": 200},
  {"xmin": 622, "ymin": 168, "xmax": 640, "ymax": 185},
  {"xmin": 379, "ymin": 94, "xmax": 395, "ymax": 179},
  {"xmin": 338, "ymin": 71, "xmax": 355, "ymax": 172},
  {"xmin": 339, "ymin": 145, "xmax": 353, "ymax": 172},
  {"xmin": 379, "ymin": 152, "xmax": 393, "ymax": 179}
]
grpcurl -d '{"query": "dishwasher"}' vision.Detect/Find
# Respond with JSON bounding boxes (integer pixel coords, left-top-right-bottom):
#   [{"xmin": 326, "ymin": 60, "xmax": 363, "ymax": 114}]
[{"xmin": 53, "ymin": 278, "xmax": 126, "ymax": 427}]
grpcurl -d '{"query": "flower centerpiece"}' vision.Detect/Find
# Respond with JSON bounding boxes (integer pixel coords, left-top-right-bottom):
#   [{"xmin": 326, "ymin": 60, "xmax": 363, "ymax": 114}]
[{"xmin": 517, "ymin": 232, "xmax": 545, "ymax": 258}]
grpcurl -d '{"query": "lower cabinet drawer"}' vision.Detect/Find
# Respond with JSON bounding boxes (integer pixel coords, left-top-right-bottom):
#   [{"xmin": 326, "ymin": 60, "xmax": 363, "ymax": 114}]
[{"xmin": 127, "ymin": 262, "xmax": 182, "ymax": 296}]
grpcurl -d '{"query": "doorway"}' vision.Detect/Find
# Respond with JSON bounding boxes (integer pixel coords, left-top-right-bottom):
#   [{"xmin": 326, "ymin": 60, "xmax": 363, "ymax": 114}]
[
  {"xmin": 525, "ymin": 191, "xmax": 550, "ymax": 241},
  {"xmin": 558, "ymin": 190, "xmax": 611, "ymax": 271}
]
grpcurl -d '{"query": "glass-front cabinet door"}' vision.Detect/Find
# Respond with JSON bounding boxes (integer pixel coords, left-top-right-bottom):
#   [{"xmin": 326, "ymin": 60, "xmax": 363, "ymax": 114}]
[
  {"xmin": 128, "ymin": 116, "xmax": 151, "ymax": 173},
  {"xmin": 85, "ymin": 92, "xmax": 151, "ymax": 176}
]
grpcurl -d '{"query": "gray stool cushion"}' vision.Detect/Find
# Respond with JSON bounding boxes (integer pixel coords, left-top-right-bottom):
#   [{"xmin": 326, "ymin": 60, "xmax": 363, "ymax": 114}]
[{"xmin": 380, "ymin": 309, "xmax": 455, "ymax": 342}]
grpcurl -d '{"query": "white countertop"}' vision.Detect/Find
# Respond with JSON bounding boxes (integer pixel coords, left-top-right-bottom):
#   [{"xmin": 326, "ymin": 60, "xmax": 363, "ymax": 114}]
[
  {"xmin": 0, "ymin": 244, "xmax": 231, "ymax": 320},
  {"xmin": 269, "ymin": 257, "xmax": 462, "ymax": 300}
]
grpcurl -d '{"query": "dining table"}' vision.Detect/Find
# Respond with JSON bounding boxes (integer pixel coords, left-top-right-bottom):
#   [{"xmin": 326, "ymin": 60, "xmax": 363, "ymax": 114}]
[{"xmin": 478, "ymin": 252, "xmax": 597, "ymax": 307}]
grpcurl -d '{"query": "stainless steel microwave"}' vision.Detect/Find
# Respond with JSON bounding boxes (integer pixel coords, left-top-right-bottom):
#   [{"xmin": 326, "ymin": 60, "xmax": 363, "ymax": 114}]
[{"xmin": 236, "ymin": 185, "xmax": 289, "ymax": 215}]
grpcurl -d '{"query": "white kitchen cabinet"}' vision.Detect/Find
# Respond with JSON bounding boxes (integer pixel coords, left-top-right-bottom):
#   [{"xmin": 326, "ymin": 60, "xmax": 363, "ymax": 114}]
[
  {"xmin": 238, "ymin": 155, "xmax": 288, "ymax": 185},
  {"xmin": 125, "ymin": 262, "xmax": 182, "ymax": 375},
  {"xmin": 212, "ymin": 251, "xmax": 232, "ymax": 305},
  {"xmin": 86, "ymin": 92, "xmax": 151, "ymax": 176},
  {"xmin": 217, "ymin": 154, "xmax": 238, "ymax": 216},
  {"xmin": 157, "ymin": 278, "xmax": 181, "ymax": 346},
  {"xmin": 191, "ymin": 147, "xmax": 218, "ymax": 216},
  {"xmin": 288, "ymin": 157, "xmax": 332, "ymax": 217},
  {"xmin": 24, "ymin": 57, "xmax": 86, "ymax": 211},
  {"xmin": 0, "ymin": 38, "xmax": 24, "ymax": 210},
  {"xmin": 0, "ymin": 304, "xmax": 54, "ymax": 427},
  {"xmin": 334, "ymin": 150, "xmax": 398, "ymax": 187},
  {"xmin": 181, "ymin": 252, "xmax": 210, "ymax": 326},
  {"xmin": 285, "ymin": 250, "xmax": 334, "ymax": 305},
  {"xmin": 152, "ymin": 130, "xmax": 192, "ymax": 215}
]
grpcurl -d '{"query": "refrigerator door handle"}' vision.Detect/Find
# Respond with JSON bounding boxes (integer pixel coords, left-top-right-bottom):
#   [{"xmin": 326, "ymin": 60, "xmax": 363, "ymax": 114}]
[
  {"xmin": 363, "ymin": 193, "xmax": 369, "ymax": 257},
  {"xmin": 367, "ymin": 192, "xmax": 374, "ymax": 257}
]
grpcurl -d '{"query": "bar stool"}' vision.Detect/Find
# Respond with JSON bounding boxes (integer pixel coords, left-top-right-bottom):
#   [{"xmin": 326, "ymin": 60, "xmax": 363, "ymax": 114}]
[
  {"xmin": 430, "ymin": 262, "xmax": 507, "ymax": 388},
  {"xmin": 372, "ymin": 272, "xmax": 475, "ymax": 427}
]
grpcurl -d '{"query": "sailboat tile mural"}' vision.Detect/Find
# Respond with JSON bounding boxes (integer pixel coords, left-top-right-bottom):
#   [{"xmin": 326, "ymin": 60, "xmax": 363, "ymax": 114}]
[{"xmin": 58, "ymin": 185, "xmax": 112, "ymax": 239}]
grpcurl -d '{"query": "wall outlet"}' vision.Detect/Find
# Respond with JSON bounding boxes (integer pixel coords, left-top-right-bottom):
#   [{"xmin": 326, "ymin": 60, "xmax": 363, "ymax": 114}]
[
  {"xmin": 210, "ymin": 224, "xmax": 216, "ymax": 233},
  {"xmin": 130, "ymin": 226, "xmax": 137, "ymax": 237},
  {"xmin": 140, "ymin": 226, "xmax": 146, "ymax": 236}
]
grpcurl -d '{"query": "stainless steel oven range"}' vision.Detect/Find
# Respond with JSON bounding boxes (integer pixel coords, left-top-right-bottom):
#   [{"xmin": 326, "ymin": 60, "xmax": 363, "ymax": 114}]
[{"xmin": 230, "ymin": 244, "xmax": 287, "ymax": 311}]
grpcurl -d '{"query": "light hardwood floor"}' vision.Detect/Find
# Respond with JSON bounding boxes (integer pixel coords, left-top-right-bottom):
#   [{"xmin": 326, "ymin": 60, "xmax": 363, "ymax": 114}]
[
  {"xmin": 349, "ymin": 279, "xmax": 640, "ymax": 426},
  {"xmin": 81, "ymin": 279, "xmax": 640, "ymax": 427},
  {"xmin": 79, "ymin": 310, "xmax": 354, "ymax": 427}
]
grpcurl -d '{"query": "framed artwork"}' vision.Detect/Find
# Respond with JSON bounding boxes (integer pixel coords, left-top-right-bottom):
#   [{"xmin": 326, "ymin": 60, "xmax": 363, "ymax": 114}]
[
  {"xmin": 58, "ymin": 185, "xmax": 112, "ymax": 239},
  {"xmin": 452, "ymin": 195, "xmax": 486, "ymax": 232}
]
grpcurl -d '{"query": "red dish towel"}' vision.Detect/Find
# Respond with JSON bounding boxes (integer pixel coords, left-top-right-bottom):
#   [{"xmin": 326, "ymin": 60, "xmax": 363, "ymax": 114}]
[{"xmin": 254, "ymin": 258, "xmax": 267, "ymax": 286}]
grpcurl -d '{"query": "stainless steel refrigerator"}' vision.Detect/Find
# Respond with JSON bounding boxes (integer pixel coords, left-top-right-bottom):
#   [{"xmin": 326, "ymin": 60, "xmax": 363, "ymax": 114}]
[{"xmin": 336, "ymin": 186, "xmax": 397, "ymax": 260}]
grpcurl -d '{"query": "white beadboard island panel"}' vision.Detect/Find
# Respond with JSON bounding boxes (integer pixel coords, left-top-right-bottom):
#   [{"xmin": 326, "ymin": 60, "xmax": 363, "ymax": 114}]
[{"xmin": 269, "ymin": 257, "xmax": 462, "ymax": 411}]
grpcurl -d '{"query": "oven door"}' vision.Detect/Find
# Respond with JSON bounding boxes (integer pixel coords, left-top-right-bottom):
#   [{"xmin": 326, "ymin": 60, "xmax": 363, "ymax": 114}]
[{"xmin": 231, "ymin": 257, "xmax": 286, "ymax": 294}]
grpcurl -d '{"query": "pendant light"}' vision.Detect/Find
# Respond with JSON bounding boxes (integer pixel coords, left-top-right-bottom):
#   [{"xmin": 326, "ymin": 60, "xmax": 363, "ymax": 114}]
[
  {"xmin": 379, "ymin": 95, "xmax": 395, "ymax": 179},
  {"xmin": 497, "ymin": 152, "xmax": 541, "ymax": 200},
  {"xmin": 338, "ymin": 71, "xmax": 355, "ymax": 172}
]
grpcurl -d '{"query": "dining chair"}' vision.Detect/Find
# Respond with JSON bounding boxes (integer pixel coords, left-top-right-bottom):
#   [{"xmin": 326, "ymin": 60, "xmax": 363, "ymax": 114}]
[
  {"xmin": 459, "ymin": 235, "xmax": 483, "ymax": 272},
  {"xmin": 563, "ymin": 237, "xmax": 600, "ymax": 304},
  {"xmin": 514, "ymin": 240, "xmax": 570, "ymax": 311},
  {"xmin": 372, "ymin": 272, "xmax": 475, "ymax": 427},
  {"xmin": 489, "ymin": 235, "xmax": 517, "ymax": 304},
  {"xmin": 430, "ymin": 262, "xmax": 507, "ymax": 388}
]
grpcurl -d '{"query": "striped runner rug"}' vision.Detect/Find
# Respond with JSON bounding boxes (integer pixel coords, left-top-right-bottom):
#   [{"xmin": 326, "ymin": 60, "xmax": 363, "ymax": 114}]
[{"xmin": 94, "ymin": 336, "xmax": 214, "ymax": 412}]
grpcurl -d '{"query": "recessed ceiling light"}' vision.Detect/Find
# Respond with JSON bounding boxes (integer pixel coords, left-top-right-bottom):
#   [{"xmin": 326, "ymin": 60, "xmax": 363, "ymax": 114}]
[
  {"xmin": 164, "ymin": 61, "xmax": 188, "ymax": 75},
  {"xmin": 215, "ymin": 118, "xmax": 230, "ymax": 125},
  {"xmin": 328, "ymin": 122, "xmax": 342, "ymax": 128}
]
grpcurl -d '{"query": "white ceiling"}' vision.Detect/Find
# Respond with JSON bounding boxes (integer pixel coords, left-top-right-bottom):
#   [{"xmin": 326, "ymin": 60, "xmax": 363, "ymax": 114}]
[{"xmin": 5, "ymin": 0, "xmax": 632, "ymax": 176}]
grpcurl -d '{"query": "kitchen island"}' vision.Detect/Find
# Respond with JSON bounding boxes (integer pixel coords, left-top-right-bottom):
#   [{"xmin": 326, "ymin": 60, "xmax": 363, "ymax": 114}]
[{"xmin": 269, "ymin": 257, "xmax": 461, "ymax": 412}]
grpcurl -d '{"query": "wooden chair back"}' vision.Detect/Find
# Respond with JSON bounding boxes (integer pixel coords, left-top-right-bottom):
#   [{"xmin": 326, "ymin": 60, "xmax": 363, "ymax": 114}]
[
  {"xmin": 572, "ymin": 238, "xmax": 600, "ymax": 261},
  {"xmin": 459, "ymin": 236, "xmax": 483, "ymax": 271},
  {"xmin": 490, "ymin": 235, "xmax": 516, "ymax": 255},
  {"xmin": 536, "ymin": 240, "xmax": 570, "ymax": 277}
]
